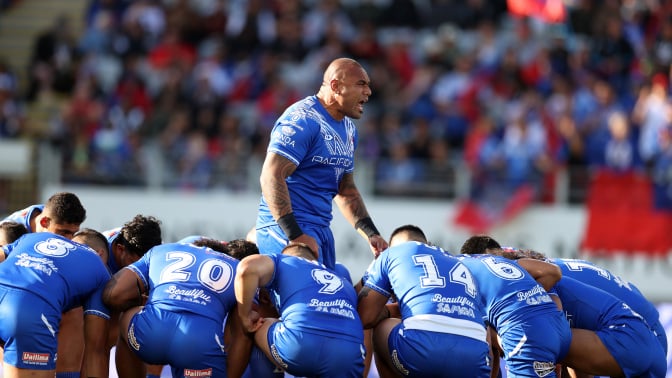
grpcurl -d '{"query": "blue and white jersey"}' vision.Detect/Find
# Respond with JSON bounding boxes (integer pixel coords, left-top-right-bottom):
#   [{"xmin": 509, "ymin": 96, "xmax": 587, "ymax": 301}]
[
  {"xmin": 458, "ymin": 254, "xmax": 559, "ymax": 334},
  {"xmin": 1, "ymin": 204, "xmax": 43, "ymax": 232},
  {"xmin": 257, "ymin": 95, "xmax": 358, "ymax": 228},
  {"xmin": 552, "ymin": 276, "xmax": 645, "ymax": 330},
  {"xmin": 550, "ymin": 258, "xmax": 659, "ymax": 328},
  {"xmin": 0, "ymin": 232, "xmax": 111, "ymax": 318},
  {"xmin": 365, "ymin": 241, "xmax": 486, "ymax": 333},
  {"xmin": 126, "ymin": 242, "xmax": 239, "ymax": 323},
  {"xmin": 265, "ymin": 253, "xmax": 363, "ymax": 344}
]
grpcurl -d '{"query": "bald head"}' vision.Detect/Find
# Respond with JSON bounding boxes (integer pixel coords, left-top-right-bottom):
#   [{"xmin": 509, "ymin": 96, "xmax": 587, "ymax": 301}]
[
  {"xmin": 317, "ymin": 57, "xmax": 371, "ymax": 121},
  {"xmin": 322, "ymin": 58, "xmax": 363, "ymax": 84}
]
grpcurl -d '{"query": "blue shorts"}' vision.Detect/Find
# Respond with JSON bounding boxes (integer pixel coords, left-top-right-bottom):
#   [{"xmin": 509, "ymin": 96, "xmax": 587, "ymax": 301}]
[
  {"xmin": 0, "ymin": 286, "xmax": 59, "ymax": 370},
  {"xmin": 256, "ymin": 223, "xmax": 336, "ymax": 270},
  {"xmin": 388, "ymin": 324, "xmax": 491, "ymax": 378},
  {"xmin": 596, "ymin": 317, "xmax": 667, "ymax": 378},
  {"xmin": 499, "ymin": 312, "xmax": 572, "ymax": 377},
  {"xmin": 128, "ymin": 305, "xmax": 227, "ymax": 377},
  {"xmin": 267, "ymin": 321, "xmax": 364, "ymax": 377},
  {"xmin": 242, "ymin": 345, "xmax": 284, "ymax": 378}
]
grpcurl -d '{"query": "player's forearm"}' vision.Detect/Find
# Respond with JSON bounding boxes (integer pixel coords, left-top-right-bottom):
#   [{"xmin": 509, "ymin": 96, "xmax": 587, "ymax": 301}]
[{"xmin": 261, "ymin": 173, "xmax": 294, "ymax": 220}]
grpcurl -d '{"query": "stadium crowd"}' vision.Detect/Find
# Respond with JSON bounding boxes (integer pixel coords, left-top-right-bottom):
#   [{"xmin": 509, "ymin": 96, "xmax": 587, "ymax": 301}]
[{"xmin": 1, "ymin": 0, "xmax": 672, "ymax": 205}]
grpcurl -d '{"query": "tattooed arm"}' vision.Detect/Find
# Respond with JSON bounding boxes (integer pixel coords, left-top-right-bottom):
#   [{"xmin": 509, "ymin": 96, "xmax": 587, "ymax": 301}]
[
  {"xmin": 357, "ymin": 286, "xmax": 392, "ymax": 329},
  {"xmin": 102, "ymin": 269, "xmax": 146, "ymax": 312},
  {"xmin": 259, "ymin": 152, "xmax": 319, "ymax": 255},
  {"xmin": 334, "ymin": 172, "xmax": 388, "ymax": 256}
]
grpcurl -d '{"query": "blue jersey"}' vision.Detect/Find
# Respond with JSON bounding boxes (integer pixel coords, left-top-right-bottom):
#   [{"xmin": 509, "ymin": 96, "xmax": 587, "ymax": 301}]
[
  {"xmin": 257, "ymin": 95, "xmax": 358, "ymax": 229},
  {"xmin": 265, "ymin": 253, "xmax": 363, "ymax": 344},
  {"xmin": 365, "ymin": 242, "xmax": 486, "ymax": 331},
  {"xmin": 553, "ymin": 276, "xmax": 645, "ymax": 330},
  {"xmin": 1, "ymin": 204, "xmax": 43, "ymax": 232},
  {"xmin": 0, "ymin": 232, "xmax": 111, "ymax": 318},
  {"xmin": 550, "ymin": 258, "xmax": 659, "ymax": 327},
  {"xmin": 126, "ymin": 242, "xmax": 239, "ymax": 323},
  {"xmin": 103, "ymin": 227, "xmax": 122, "ymax": 273},
  {"xmin": 457, "ymin": 254, "xmax": 558, "ymax": 333}
]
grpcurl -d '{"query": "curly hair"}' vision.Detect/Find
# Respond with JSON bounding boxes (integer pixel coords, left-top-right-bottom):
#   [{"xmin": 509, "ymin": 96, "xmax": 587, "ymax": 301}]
[
  {"xmin": 192, "ymin": 237, "xmax": 229, "ymax": 254},
  {"xmin": 459, "ymin": 235, "xmax": 501, "ymax": 255},
  {"xmin": 226, "ymin": 238, "xmax": 259, "ymax": 260},
  {"xmin": 44, "ymin": 192, "xmax": 86, "ymax": 225},
  {"xmin": 120, "ymin": 215, "xmax": 162, "ymax": 257}
]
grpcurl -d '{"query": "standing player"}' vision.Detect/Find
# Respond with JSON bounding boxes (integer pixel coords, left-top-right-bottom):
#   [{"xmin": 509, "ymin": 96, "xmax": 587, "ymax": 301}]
[
  {"xmin": 457, "ymin": 252, "xmax": 572, "ymax": 377},
  {"xmin": 102, "ymin": 237, "xmax": 250, "ymax": 378},
  {"xmin": 0, "ymin": 232, "xmax": 111, "ymax": 378},
  {"xmin": 1, "ymin": 191, "xmax": 88, "ymax": 378},
  {"xmin": 235, "ymin": 243, "xmax": 365, "ymax": 377},
  {"xmin": 255, "ymin": 57, "xmax": 387, "ymax": 270},
  {"xmin": 357, "ymin": 225, "xmax": 491, "ymax": 377}
]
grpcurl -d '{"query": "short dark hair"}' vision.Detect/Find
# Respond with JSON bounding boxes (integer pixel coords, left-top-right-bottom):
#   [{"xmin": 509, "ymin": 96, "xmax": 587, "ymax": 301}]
[
  {"xmin": 226, "ymin": 238, "xmax": 259, "ymax": 260},
  {"xmin": 73, "ymin": 228, "xmax": 110, "ymax": 257},
  {"xmin": 192, "ymin": 237, "xmax": 229, "ymax": 254},
  {"xmin": 460, "ymin": 235, "xmax": 501, "ymax": 255},
  {"xmin": 119, "ymin": 215, "xmax": 162, "ymax": 257},
  {"xmin": 44, "ymin": 192, "xmax": 86, "ymax": 225},
  {"xmin": 389, "ymin": 224, "xmax": 427, "ymax": 244},
  {"xmin": 0, "ymin": 221, "xmax": 28, "ymax": 244},
  {"xmin": 281, "ymin": 243, "xmax": 315, "ymax": 259},
  {"xmin": 488, "ymin": 247, "xmax": 547, "ymax": 261}
]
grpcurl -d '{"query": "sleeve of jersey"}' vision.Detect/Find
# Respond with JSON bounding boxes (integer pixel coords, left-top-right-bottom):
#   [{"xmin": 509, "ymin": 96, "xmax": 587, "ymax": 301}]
[
  {"xmin": 84, "ymin": 270, "xmax": 113, "ymax": 319},
  {"xmin": 267, "ymin": 120, "xmax": 312, "ymax": 167},
  {"xmin": 362, "ymin": 256, "xmax": 392, "ymax": 298}
]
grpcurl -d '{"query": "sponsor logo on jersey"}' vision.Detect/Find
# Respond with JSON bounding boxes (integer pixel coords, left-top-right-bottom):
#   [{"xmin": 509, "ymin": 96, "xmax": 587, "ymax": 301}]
[
  {"xmin": 22, "ymin": 352, "xmax": 50, "ymax": 365},
  {"xmin": 533, "ymin": 361, "xmax": 556, "ymax": 377},
  {"xmin": 280, "ymin": 126, "xmax": 296, "ymax": 136},
  {"xmin": 272, "ymin": 130, "xmax": 296, "ymax": 148},
  {"xmin": 184, "ymin": 368, "xmax": 213, "ymax": 377},
  {"xmin": 311, "ymin": 155, "xmax": 353, "ymax": 167}
]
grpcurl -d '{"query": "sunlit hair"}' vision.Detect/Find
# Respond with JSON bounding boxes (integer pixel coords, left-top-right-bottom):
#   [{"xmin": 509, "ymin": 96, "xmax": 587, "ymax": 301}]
[
  {"xmin": 73, "ymin": 228, "xmax": 110, "ymax": 257},
  {"xmin": 389, "ymin": 224, "xmax": 427, "ymax": 244},
  {"xmin": 120, "ymin": 215, "xmax": 162, "ymax": 257},
  {"xmin": 226, "ymin": 238, "xmax": 259, "ymax": 260},
  {"xmin": 0, "ymin": 221, "xmax": 28, "ymax": 245},
  {"xmin": 460, "ymin": 235, "xmax": 501, "ymax": 255},
  {"xmin": 487, "ymin": 247, "xmax": 548, "ymax": 261},
  {"xmin": 192, "ymin": 237, "xmax": 229, "ymax": 254},
  {"xmin": 44, "ymin": 192, "xmax": 86, "ymax": 224}
]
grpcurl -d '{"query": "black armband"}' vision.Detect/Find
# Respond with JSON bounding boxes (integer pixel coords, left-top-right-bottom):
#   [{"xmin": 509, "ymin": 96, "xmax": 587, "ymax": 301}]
[
  {"xmin": 355, "ymin": 217, "xmax": 380, "ymax": 238},
  {"xmin": 277, "ymin": 212, "xmax": 304, "ymax": 240}
]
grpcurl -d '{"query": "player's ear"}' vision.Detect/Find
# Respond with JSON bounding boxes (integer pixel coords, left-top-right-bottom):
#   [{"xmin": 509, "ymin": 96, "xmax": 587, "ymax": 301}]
[{"xmin": 39, "ymin": 215, "xmax": 50, "ymax": 229}]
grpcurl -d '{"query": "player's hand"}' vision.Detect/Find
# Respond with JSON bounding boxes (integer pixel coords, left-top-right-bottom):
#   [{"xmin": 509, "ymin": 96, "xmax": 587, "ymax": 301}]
[
  {"xmin": 241, "ymin": 310, "xmax": 264, "ymax": 333},
  {"xmin": 290, "ymin": 234, "xmax": 319, "ymax": 259},
  {"xmin": 368, "ymin": 234, "xmax": 388, "ymax": 258}
]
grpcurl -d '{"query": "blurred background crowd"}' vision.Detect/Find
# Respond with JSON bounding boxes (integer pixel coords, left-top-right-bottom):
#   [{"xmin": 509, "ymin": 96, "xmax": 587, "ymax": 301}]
[{"xmin": 1, "ymin": 0, "xmax": 672, "ymax": 210}]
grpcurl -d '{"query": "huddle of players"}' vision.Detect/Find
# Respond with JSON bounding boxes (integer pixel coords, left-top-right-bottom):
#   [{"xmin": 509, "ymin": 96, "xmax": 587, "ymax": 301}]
[{"xmin": 0, "ymin": 191, "xmax": 668, "ymax": 378}]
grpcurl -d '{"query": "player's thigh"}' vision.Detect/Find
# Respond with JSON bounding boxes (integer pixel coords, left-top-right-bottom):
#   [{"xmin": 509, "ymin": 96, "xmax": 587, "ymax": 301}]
[
  {"xmin": 255, "ymin": 318, "xmax": 280, "ymax": 366},
  {"xmin": 3, "ymin": 363, "xmax": 55, "ymax": 378},
  {"xmin": 117, "ymin": 306, "xmax": 143, "ymax": 347},
  {"xmin": 563, "ymin": 328, "xmax": 622, "ymax": 377},
  {"xmin": 56, "ymin": 306, "xmax": 85, "ymax": 370},
  {"xmin": 372, "ymin": 318, "xmax": 400, "ymax": 370}
]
